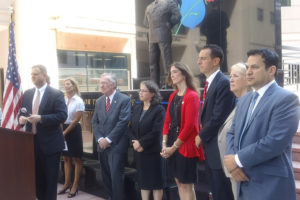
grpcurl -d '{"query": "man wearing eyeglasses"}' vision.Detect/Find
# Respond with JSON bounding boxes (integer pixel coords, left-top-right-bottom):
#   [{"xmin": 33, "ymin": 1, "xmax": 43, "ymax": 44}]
[{"xmin": 92, "ymin": 73, "xmax": 131, "ymax": 200}]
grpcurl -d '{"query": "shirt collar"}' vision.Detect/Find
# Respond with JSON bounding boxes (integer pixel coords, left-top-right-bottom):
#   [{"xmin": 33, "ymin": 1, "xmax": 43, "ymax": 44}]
[
  {"xmin": 36, "ymin": 83, "xmax": 47, "ymax": 93},
  {"xmin": 254, "ymin": 80, "xmax": 276, "ymax": 97},
  {"xmin": 206, "ymin": 69, "xmax": 220, "ymax": 89},
  {"xmin": 107, "ymin": 90, "xmax": 116, "ymax": 101}
]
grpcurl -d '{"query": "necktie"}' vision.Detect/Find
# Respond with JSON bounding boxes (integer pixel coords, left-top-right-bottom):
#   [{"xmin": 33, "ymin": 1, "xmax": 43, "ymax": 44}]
[
  {"xmin": 202, "ymin": 81, "xmax": 208, "ymax": 109},
  {"xmin": 32, "ymin": 90, "xmax": 40, "ymax": 134},
  {"xmin": 239, "ymin": 92, "xmax": 259, "ymax": 149},
  {"xmin": 200, "ymin": 81, "xmax": 208, "ymax": 129},
  {"xmin": 106, "ymin": 97, "xmax": 110, "ymax": 112}
]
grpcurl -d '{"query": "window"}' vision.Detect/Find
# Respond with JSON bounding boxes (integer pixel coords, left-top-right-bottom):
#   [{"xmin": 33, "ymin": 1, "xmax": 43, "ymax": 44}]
[
  {"xmin": 257, "ymin": 8, "xmax": 264, "ymax": 22},
  {"xmin": 281, "ymin": 0, "xmax": 291, "ymax": 7},
  {"xmin": 270, "ymin": 12, "xmax": 275, "ymax": 24},
  {"xmin": 57, "ymin": 50, "xmax": 130, "ymax": 92}
]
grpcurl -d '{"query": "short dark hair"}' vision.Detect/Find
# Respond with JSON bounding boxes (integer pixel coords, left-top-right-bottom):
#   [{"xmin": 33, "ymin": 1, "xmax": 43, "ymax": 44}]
[
  {"xmin": 202, "ymin": 44, "xmax": 224, "ymax": 65},
  {"xmin": 247, "ymin": 48, "xmax": 279, "ymax": 70},
  {"xmin": 140, "ymin": 80, "xmax": 162, "ymax": 105}
]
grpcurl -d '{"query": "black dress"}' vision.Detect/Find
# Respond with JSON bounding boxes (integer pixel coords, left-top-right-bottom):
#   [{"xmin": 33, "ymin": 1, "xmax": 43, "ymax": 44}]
[
  {"xmin": 129, "ymin": 103, "xmax": 165, "ymax": 190},
  {"xmin": 167, "ymin": 94, "xmax": 198, "ymax": 183}
]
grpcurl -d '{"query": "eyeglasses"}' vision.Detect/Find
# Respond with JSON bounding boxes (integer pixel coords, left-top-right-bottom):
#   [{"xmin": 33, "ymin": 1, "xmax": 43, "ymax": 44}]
[{"xmin": 138, "ymin": 89, "xmax": 150, "ymax": 93}]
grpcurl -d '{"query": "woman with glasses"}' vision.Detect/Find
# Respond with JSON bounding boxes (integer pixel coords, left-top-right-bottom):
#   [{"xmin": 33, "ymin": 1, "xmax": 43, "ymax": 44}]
[
  {"xmin": 129, "ymin": 80, "xmax": 165, "ymax": 200},
  {"xmin": 161, "ymin": 62, "xmax": 204, "ymax": 200}
]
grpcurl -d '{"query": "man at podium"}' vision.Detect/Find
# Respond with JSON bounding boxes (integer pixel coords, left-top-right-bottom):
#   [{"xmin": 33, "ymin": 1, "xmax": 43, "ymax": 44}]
[{"xmin": 19, "ymin": 65, "xmax": 67, "ymax": 200}]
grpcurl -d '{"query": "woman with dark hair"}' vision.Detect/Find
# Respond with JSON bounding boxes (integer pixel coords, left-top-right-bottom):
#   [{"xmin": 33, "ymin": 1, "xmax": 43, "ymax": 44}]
[
  {"xmin": 58, "ymin": 77, "xmax": 85, "ymax": 198},
  {"xmin": 161, "ymin": 62, "xmax": 204, "ymax": 200},
  {"xmin": 129, "ymin": 80, "xmax": 165, "ymax": 200}
]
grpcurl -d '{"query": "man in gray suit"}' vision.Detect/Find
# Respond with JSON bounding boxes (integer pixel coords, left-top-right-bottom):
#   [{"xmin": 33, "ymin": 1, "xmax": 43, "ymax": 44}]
[
  {"xmin": 144, "ymin": 0, "xmax": 181, "ymax": 86},
  {"xmin": 225, "ymin": 48, "xmax": 300, "ymax": 200},
  {"xmin": 92, "ymin": 73, "xmax": 131, "ymax": 200}
]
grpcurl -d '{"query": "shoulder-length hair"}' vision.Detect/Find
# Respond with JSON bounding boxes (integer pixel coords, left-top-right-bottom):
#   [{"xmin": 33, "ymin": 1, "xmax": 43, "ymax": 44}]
[
  {"xmin": 140, "ymin": 80, "xmax": 162, "ymax": 105},
  {"xmin": 64, "ymin": 77, "xmax": 80, "ymax": 95},
  {"xmin": 167, "ymin": 62, "xmax": 199, "ymax": 92}
]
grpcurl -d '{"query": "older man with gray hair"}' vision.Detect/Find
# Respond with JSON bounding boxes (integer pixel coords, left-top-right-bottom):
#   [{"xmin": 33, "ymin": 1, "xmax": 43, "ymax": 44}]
[{"xmin": 92, "ymin": 73, "xmax": 131, "ymax": 200}]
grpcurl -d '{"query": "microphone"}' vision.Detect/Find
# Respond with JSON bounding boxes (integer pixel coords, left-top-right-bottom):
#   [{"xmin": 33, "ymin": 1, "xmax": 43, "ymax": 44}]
[{"xmin": 20, "ymin": 107, "xmax": 29, "ymax": 117}]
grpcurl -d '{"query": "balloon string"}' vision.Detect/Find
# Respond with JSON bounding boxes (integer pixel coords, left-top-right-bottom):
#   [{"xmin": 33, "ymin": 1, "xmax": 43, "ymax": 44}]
[{"xmin": 175, "ymin": 0, "xmax": 202, "ymax": 35}]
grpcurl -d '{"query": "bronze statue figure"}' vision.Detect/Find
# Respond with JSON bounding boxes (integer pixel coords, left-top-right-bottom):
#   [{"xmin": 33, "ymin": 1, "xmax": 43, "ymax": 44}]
[{"xmin": 144, "ymin": 0, "xmax": 181, "ymax": 86}]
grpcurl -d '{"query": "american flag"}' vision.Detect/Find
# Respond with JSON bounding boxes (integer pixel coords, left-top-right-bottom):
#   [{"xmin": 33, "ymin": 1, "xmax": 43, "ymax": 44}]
[{"xmin": 1, "ymin": 22, "xmax": 23, "ymax": 131}]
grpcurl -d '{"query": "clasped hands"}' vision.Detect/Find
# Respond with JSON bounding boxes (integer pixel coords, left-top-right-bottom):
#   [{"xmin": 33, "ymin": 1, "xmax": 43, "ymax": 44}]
[
  {"xmin": 132, "ymin": 140, "xmax": 144, "ymax": 152},
  {"xmin": 224, "ymin": 154, "xmax": 249, "ymax": 182},
  {"xmin": 160, "ymin": 144, "xmax": 176, "ymax": 159},
  {"xmin": 19, "ymin": 115, "xmax": 41, "ymax": 125},
  {"xmin": 98, "ymin": 138, "xmax": 111, "ymax": 150}
]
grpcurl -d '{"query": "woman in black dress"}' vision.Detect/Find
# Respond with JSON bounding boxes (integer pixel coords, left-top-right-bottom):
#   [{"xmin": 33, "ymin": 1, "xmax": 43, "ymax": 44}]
[
  {"xmin": 58, "ymin": 78, "xmax": 85, "ymax": 198},
  {"xmin": 129, "ymin": 80, "xmax": 165, "ymax": 200},
  {"xmin": 161, "ymin": 62, "xmax": 204, "ymax": 200}
]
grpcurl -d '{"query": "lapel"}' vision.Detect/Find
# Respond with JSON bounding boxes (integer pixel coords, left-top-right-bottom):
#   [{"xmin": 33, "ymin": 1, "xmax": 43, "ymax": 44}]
[
  {"xmin": 201, "ymin": 72, "xmax": 221, "ymax": 117},
  {"xmin": 38, "ymin": 86, "xmax": 49, "ymax": 114},
  {"xmin": 246, "ymin": 83, "xmax": 277, "ymax": 129},
  {"xmin": 236, "ymin": 93, "xmax": 252, "ymax": 145},
  {"xmin": 103, "ymin": 91, "xmax": 120, "ymax": 123},
  {"xmin": 139, "ymin": 104, "xmax": 151, "ymax": 124},
  {"xmin": 237, "ymin": 83, "xmax": 277, "ymax": 147},
  {"xmin": 28, "ymin": 88, "xmax": 35, "ymax": 114}
]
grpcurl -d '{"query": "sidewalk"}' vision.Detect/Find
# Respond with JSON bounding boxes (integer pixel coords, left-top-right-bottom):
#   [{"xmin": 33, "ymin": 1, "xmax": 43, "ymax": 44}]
[{"xmin": 57, "ymin": 184, "xmax": 105, "ymax": 200}]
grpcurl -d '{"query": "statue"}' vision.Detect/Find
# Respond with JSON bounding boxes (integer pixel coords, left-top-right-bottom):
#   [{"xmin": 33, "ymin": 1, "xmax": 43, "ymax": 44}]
[{"xmin": 144, "ymin": 0, "xmax": 181, "ymax": 86}]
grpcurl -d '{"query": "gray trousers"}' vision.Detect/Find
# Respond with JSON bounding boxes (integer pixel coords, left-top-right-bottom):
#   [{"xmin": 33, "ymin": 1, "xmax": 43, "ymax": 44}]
[{"xmin": 99, "ymin": 150, "xmax": 126, "ymax": 200}]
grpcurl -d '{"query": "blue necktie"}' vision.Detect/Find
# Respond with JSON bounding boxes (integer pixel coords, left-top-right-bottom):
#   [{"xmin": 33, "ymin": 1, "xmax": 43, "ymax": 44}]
[{"xmin": 239, "ymin": 92, "xmax": 259, "ymax": 149}]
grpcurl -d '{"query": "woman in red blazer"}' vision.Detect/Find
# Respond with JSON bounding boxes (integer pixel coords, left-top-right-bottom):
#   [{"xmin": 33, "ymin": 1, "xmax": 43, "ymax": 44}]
[{"xmin": 161, "ymin": 62, "xmax": 204, "ymax": 200}]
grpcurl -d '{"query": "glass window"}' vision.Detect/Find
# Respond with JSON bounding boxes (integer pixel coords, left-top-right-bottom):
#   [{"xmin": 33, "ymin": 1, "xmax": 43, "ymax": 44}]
[
  {"xmin": 257, "ymin": 8, "xmax": 264, "ymax": 22},
  {"xmin": 57, "ymin": 50, "xmax": 130, "ymax": 92}
]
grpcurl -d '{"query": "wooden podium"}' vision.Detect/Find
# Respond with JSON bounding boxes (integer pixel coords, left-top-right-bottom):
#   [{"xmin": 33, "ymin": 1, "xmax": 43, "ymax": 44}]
[{"xmin": 0, "ymin": 127, "xmax": 35, "ymax": 200}]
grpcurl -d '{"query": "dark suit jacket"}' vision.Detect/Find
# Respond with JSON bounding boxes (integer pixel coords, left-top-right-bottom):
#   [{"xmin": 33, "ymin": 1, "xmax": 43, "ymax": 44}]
[
  {"xmin": 144, "ymin": 0, "xmax": 181, "ymax": 43},
  {"xmin": 129, "ymin": 103, "xmax": 165, "ymax": 154},
  {"xmin": 20, "ymin": 86, "xmax": 67, "ymax": 155},
  {"xmin": 226, "ymin": 83, "xmax": 300, "ymax": 200},
  {"xmin": 200, "ymin": 71, "xmax": 235, "ymax": 169},
  {"xmin": 92, "ymin": 91, "xmax": 131, "ymax": 153}
]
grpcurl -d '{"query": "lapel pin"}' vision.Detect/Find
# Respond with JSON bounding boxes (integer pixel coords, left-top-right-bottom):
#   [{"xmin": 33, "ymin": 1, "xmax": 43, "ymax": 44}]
[
  {"xmin": 114, "ymin": 100, "xmax": 117, "ymax": 104},
  {"xmin": 182, "ymin": 101, "xmax": 184, "ymax": 104}
]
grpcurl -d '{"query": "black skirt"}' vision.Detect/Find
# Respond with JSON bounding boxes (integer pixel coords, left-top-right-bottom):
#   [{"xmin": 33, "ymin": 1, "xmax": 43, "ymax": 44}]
[
  {"xmin": 135, "ymin": 151, "xmax": 164, "ymax": 190},
  {"xmin": 167, "ymin": 151, "xmax": 198, "ymax": 184},
  {"xmin": 62, "ymin": 123, "xmax": 83, "ymax": 158}
]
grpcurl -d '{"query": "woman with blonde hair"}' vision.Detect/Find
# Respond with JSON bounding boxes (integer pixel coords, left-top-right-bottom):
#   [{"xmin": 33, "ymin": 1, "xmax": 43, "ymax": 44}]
[
  {"xmin": 161, "ymin": 62, "xmax": 204, "ymax": 200},
  {"xmin": 218, "ymin": 62, "xmax": 250, "ymax": 199},
  {"xmin": 58, "ymin": 77, "xmax": 85, "ymax": 198}
]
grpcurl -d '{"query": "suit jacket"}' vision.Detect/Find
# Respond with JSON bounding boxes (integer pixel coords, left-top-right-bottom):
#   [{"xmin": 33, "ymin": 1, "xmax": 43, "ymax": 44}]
[
  {"xmin": 200, "ymin": 71, "xmax": 235, "ymax": 169},
  {"xmin": 129, "ymin": 103, "xmax": 165, "ymax": 153},
  {"xmin": 92, "ymin": 91, "xmax": 131, "ymax": 153},
  {"xmin": 226, "ymin": 82, "xmax": 300, "ymax": 200},
  {"xmin": 163, "ymin": 88, "xmax": 204, "ymax": 159},
  {"xmin": 20, "ymin": 86, "xmax": 67, "ymax": 155},
  {"xmin": 218, "ymin": 108, "xmax": 236, "ymax": 177},
  {"xmin": 144, "ymin": 0, "xmax": 181, "ymax": 43}
]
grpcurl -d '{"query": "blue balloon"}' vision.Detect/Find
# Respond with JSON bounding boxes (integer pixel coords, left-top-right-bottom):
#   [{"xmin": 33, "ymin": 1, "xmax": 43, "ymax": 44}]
[{"xmin": 180, "ymin": 0, "xmax": 206, "ymax": 29}]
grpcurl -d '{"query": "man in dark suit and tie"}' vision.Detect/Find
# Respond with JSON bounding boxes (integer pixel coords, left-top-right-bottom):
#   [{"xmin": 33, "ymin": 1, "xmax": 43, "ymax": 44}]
[
  {"xmin": 92, "ymin": 73, "xmax": 131, "ymax": 200},
  {"xmin": 19, "ymin": 65, "xmax": 67, "ymax": 200},
  {"xmin": 225, "ymin": 48, "xmax": 300, "ymax": 200},
  {"xmin": 196, "ymin": 44, "xmax": 235, "ymax": 200}
]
